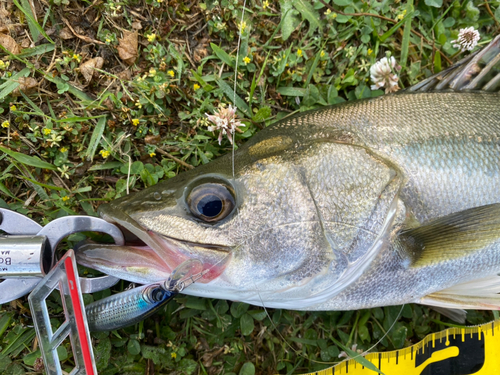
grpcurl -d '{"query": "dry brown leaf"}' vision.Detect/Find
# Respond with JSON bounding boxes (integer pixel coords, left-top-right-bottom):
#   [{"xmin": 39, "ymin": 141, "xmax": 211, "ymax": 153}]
[
  {"xmin": 144, "ymin": 134, "xmax": 161, "ymax": 144},
  {"xmin": 0, "ymin": 33, "xmax": 21, "ymax": 54},
  {"xmin": 11, "ymin": 77, "xmax": 38, "ymax": 96},
  {"xmin": 117, "ymin": 31, "xmax": 138, "ymax": 66},
  {"xmin": 59, "ymin": 27, "xmax": 74, "ymax": 40},
  {"xmin": 193, "ymin": 44, "xmax": 208, "ymax": 63},
  {"xmin": 131, "ymin": 21, "xmax": 142, "ymax": 30},
  {"xmin": 117, "ymin": 69, "xmax": 132, "ymax": 80},
  {"xmin": 20, "ymin": 38, "xmax": 31, "ymax": 48},
  {"xmin": 200, "ymin": 347, "xmax": 224, "ymax": 368},
  {"xmin": 80, "ymin": 57, "xmax": 104, "ymax": 83}
]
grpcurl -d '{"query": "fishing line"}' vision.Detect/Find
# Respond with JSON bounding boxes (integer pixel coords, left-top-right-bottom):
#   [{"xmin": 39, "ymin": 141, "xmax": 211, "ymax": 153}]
[
  {"xmin": 252, "ymin": 278, "xmax": 405, "ymax": 367},
  {"xmin": 231, "ymin": 0, "xmax": 247, "ymax": 178}
]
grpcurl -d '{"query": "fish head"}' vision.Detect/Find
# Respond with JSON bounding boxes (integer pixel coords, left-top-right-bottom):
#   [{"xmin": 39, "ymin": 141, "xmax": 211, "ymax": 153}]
[{"xmin": 78, "ymin": 129, "xmax": 403, "ymax": 307}]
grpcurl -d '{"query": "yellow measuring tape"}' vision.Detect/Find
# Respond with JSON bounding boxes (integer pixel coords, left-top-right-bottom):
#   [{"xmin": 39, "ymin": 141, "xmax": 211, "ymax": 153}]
[{"xmin": 306, "ymin": 320, "xmax": 500, "ymax": 375}]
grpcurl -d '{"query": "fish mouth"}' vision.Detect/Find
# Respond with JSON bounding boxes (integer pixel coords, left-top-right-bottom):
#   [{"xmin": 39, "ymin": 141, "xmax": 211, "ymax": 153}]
[{"xmin": 76, "ymin": 203, "xmax": 232, "ymax": 284}]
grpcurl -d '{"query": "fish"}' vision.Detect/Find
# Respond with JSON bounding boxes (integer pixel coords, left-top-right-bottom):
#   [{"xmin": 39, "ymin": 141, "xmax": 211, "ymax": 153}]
[{"xmin": 77, "ymin": 36, "xmax": 500, "ymax": 317}]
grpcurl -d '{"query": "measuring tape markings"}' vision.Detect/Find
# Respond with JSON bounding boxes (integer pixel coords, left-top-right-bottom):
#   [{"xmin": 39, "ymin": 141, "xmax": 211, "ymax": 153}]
[{"xmin": 305, "ymin": 320, "xmax": 500, "ymax": 375}]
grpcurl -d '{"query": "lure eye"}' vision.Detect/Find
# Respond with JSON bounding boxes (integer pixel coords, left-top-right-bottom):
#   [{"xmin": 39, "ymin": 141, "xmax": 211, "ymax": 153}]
[
  {"xmin": 187, "ymin": 183, "xmax": 235, "ymax": 222},
  {"xmin": 151, "ymin": 288, "xmax": 166, "ymax": 302}
]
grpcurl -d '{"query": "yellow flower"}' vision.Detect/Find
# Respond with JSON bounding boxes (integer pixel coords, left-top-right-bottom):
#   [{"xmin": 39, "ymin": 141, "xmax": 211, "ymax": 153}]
[
  {"xmin": 243, "ymin": 56, "xmax": 251, "ymax": 65},
  {"xmin": 132, "ymin": 118, "xmax": 140, "ymax": 126},
  {"xmin": 149, "ymin": 152, "xmax": 156, "ymax": 157},
  {"xmin": 62, "ymin": 196, "xmax": 70, "ymax": 202},
  {"xmin": 105, "ymin": 37, "xmax": 112, "ymax": 43},
  {"xmin": 147, "ymin": 33, "xmax": 157, "ymax": 43},
  {"xmin": 60, "ymin": 147, "xmax": 68, "ymax": 153},
  {"xmin": 0, "ymin": 60, "xmax": 8, "ymax": 70},
  {"xmin": 297, "ymin": 49, "xmax": 302, "ymax": 57},
  {"xmin": 367, "ymin": 48, "xmax": 373, "ymax": 56},
  {"xmin": 100, "ymin": 150, "xmax": 110, "ymax": 158},
  {"xmin": 148, "ymin": 68, "xmax": 157, "ymax": 77},
  {"xmin": 10, "ymin": 105, "xmax": 16, "ymax": 111},
  {"xmin": 43, "ymin": 128, "xmax": 52, "ymax": 135},
  {"xmin": 239, "ymin": 21, "xmax": 247, "ymax": 33},
  {"xmin": 167, "ymin": 70, "xmax": 175, "ymax": 78},
  {"xmin": 73, "ymin": 54, "xmax": 81, "ymax": 62},
  {"xmin": 262, "ymin": 0, "xmax": 269, "ymax": 9},
  {"xmin": 1, "ymin": 120, "xmax": 9, "ymax": 128},
  {"xmin": 193, "ymin": 84, "xmax": 200, "ymax": 90},
  {"xmin": 325, "ymin": 9, "xmax": 331, "ymax": 15},
  {"xmin": 396, "ymin": 9, "xmax": 407, "ymax": 21},
  {"xmin": 135, "ymin": 101, "xmax": 142, "ymax": 109},
  {"xmin": 331, "ymin": 13, "xmax": 337, "ymax": 19},
  {"xmin": 320, "ymin": 50, "xmax": 326, "ymax": 58},
  {"xmin": 171, "ymin": 352, "xmax": 177, "ymax": 359}
]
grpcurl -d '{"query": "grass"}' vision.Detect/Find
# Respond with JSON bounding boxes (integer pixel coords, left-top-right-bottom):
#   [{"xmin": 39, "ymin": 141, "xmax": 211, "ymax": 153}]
[{"xmin": 0, "ymin": 0, "xmax": 499, "ymax": 374}]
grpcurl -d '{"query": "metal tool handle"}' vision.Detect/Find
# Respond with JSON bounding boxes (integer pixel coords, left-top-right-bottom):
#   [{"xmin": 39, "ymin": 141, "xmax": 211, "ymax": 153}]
[
  {"xmin": 0, "ymin": 208, "xmax": 126, "ymax": 303},
  {"xmin": 0, "ymin": 235, "xmax": 48, "ymax": 277}
]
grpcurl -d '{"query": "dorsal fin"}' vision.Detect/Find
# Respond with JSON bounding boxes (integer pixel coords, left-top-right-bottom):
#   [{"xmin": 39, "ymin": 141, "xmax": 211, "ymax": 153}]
[{"xmin": 406, "ymin": 35, "xmax": 500, "ymax": 92}]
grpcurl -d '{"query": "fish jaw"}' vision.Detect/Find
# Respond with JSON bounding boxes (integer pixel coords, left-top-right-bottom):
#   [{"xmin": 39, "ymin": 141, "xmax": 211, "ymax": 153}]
[{"xmin": 76, "ymin": 202, "xmax": 232, "ymax": 285}]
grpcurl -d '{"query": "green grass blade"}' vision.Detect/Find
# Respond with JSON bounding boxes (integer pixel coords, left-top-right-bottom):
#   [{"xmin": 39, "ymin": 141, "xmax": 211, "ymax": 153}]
[
  {"xmin": 0, "ymin": 314, "xmax": 12, "ymax": 337},
  {"xmin": 434, "ymin": 49, "xmax": 442, "ymax": 73},
  {"xmin": 379, "ymin": 11, "xmax": 415, "ymax": 42},
  {"xmin": 399, "ymin": 1, "xmax": 414, "ymax": 70},
  {"xmin": 277, "ymin": 87, "xmax": 306, "ymax": 96},
  {"xmin": 0, "ymin": 181, "xmax": 17, "ymax": 199},
  {"xmin": 0, "ymin": 67, "xmax": 30, "ymax": 100},
  {"xmin": 215, "ymin": 78, "xmax": 250, "ymax": 117},
  {"xmin": 330, "ymin": 337, "xmax": 385, "ymax": 375},
  {"xmin": 12, "ymin": 0, "xmax": 54, "ymax": 44},
  {"xmin": 1, "ymin": 329, "xmax": 36, "ymax": 357},
  {"xmin": 0, "ymin": 146, "xmax": 57, "ymax": 170},
  {"xmin": 20, "ymin": 92, "xmax": 45, "ymax": 116},
  {"xmin": 86, "ymin": 116, "xmax": 107, "ymax": 161},
  {"xmin": 305, "ymin": 50, "xmax": 322, "ymax": 86},
  {"xmin": 55, "ymin": 116, "xmax": 106, "ymax": 123},
  {"xmin": 210, "ymin": 43, "xmax": 235, "ymax": 68},
  {"xmin": 44, "ymin": 75, "xmax": 94, "ymax": 102},
  {"xmin": 17, "ymin": 43, "xmax": 55, "ymax": 58},
  {"xmin": 89, "ymin": 161, "xmax": 123, "ymax": 171},
  {"xmin": 19, "ymin": 0, "xmax": 40, "ymax": 41},
  {"xmin": 292, "ymin": 0, "xmax": 322, "ymax": 33}
]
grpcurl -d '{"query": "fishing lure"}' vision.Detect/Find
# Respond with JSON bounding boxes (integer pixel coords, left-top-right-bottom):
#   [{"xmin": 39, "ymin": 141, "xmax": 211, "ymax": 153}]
[{"xmin": 85, "ymin": 259, "xmax": 204, "ymax": 332}]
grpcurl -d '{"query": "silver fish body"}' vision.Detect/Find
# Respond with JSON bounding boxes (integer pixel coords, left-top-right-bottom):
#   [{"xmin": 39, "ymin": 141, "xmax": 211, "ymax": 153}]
[{"xmin": 78, "ymin": 40, "xmax": 500, "ymax": 313}]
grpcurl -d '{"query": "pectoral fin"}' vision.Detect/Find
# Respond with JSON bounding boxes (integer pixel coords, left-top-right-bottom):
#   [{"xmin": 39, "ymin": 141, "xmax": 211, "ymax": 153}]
[{"xmin": 397, "ymin": 203, "xmax": 500, "ymax": 267}]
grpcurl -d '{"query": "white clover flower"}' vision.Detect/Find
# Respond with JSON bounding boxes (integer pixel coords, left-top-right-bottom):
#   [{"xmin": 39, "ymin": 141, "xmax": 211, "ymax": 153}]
[
  {"xmin": 370, "ymin": 56, "xmax": 401, "ymax": 93},
  {"xmin": 452, "ymin": 27, "xmax": 480, "ymax": 52},
  {"xmin": 205, "ymin": 104, "xmax": 244, "ymax": 145}
]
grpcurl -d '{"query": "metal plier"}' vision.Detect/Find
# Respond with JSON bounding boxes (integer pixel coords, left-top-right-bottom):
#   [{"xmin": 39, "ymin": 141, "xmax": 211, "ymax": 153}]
[{"xmin": 0, "ymin": 208, "xmax": 125, "ymax": 303}]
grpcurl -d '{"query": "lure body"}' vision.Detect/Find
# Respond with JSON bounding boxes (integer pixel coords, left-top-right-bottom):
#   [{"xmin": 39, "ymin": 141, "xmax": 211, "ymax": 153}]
[{"xmin": 85, "ymin": 284, "xmax": 173, "ymax": 332}]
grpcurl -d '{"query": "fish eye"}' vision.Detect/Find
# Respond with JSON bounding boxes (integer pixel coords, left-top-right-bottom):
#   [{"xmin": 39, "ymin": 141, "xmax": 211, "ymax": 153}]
[{"xmin": 187, "ymin": 183, "xmax": 235, "ymax": 222}]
